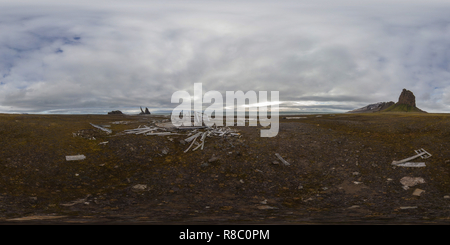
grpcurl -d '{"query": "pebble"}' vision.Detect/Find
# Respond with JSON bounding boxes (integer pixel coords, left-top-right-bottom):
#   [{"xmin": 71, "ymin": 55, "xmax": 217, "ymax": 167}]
[
  {"xmin": 400, "ymin": 206, "xmax": 418, "ymax": 210},
  {"xmin": 400, "ymin": 177, "xmax": 425, "ymax": 187},
  {"xmin": 208, "ymin": 155, "xmax": 220, "ymax": 163},
  {"xmin": 257, "ymin": 205, "xmax": 278, "ymax": 210},
  {"xmin": 412, "ymin": 188, "xmax": 425, "ymax": 196},
  {"xmin": 132, "ymin": 184, "xmax": 147, "ymax": 191}
]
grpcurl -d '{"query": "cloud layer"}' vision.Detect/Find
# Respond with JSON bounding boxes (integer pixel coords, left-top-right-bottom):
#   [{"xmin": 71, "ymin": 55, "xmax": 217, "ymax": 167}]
[{"xmin": 1, "ymin": 0, "xmax": 450, "ymax": 113}]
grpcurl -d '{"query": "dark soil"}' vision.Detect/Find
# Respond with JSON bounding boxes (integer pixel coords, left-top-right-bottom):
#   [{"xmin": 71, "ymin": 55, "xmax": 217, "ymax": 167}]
[{"xmin": 1, "ymin": 112, "xmax": 450, "ymax": 224}]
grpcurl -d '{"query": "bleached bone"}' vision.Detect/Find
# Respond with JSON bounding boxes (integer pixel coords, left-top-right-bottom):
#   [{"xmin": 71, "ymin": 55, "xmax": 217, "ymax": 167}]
[
  {"xmin": 275, "ymin": 153, "xmax": 290, "ymax": 166},
  {"xmin": 391, "ymin": 148, "xmax": 432, "ymax": 165}
]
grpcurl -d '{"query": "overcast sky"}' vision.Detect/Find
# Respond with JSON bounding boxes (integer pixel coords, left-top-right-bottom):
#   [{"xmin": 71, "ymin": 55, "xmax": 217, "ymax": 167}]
[{"xmin": 1, "ymin": 0, "xmax": 450, "ymax": 114}]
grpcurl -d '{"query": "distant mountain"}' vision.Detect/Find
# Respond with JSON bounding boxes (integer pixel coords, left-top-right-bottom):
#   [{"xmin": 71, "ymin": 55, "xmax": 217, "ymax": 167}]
[
  {"xmin": 347, "ymin": 89, "xmax": 426, "ymax": 113},
  {"xmin": 382, "ymin": 89, "xmax": 427, "ymax": 113},
  {"xmin": 347, "ymin": 101, "xmax": 395, "ymax": 113}
]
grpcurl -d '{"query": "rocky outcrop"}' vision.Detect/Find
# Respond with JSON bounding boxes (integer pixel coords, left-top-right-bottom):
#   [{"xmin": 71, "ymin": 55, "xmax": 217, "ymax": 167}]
[
  {"xmin": 347, "ymin": 101, "xmax": 395, "ymax": 113},
  {"xmin": 382, "ymin": 88, "xmax": 426, "ymax": 113},
  {"xmin": 397, "ymin": 89, "xmax": 416, "ymax": 107},
  {"xmin": 347, "ymin": 88, "xmax": 426, "ymax": 113},
  {"xmin": 108, "ymin": 110, "xmax": 123, "ymax": 115},
  {"xmin": 139, "ymin": 107, "xmax": 151, "ymax": 115}
]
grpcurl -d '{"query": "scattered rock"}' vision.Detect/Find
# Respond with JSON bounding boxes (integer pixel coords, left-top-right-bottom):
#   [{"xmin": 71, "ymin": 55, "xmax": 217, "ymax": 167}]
[
  {"xmin": 61, "ymin": 195, "xmax": 91, "ymax": 207},
  {"xmin": 303, "ymin": 197, "xmax": 314, "ymax": 202},
  {"xmin": 208, "ymin": 155, "xmax": 220, "ymax": 163},
  {"xmin": 412, "ymin": 188, "xmax": 425, "ymax": 196},
  {"xmin": 338, "ymin": 180, "xmax": 368, "ymax": 194},
  {"xmin": 348, "ymin": 205, "xmax": 360, "ymax": 209},
  {"xmin": 400, "ymin": 206, "xmax": 418, "ymax": 210},
  {"xmin": 400, "ymin": 177, "xmax": 425, "ymax": 190},
  {"xmin": 132, "ymin": 184, "xmax": 147, "ymax": 191},
  {"xmin": 257, "ymin": 205, "xmax": 278, "ymax": 210}
]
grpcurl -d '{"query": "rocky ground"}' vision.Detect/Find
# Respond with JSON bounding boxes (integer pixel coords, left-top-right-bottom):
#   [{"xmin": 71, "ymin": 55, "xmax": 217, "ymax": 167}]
[{"xmin": 1, "ymin": 112, "xmax": 450, "ymax": 224}]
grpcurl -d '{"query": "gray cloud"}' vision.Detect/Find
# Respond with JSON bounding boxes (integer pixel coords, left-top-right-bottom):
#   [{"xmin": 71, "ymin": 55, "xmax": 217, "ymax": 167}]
[{"xmin": 1, "ymin": 0, "xmax": 450, "ymax": 114}]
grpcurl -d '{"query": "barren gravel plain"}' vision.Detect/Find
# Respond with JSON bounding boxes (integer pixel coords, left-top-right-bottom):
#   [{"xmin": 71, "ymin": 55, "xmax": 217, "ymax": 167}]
[{"xmin": 1, "ymin": 112, "xmax": 450, "ymax": 224}]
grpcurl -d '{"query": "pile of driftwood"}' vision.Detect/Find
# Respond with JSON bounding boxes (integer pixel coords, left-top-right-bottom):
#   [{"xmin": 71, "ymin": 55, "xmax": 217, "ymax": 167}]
[
  {"xmin": 181, "ymin": 126, "xmax": 240, "ymax": 153},
  {"xmin": 67, "ymin": 120, "xmax": 242, "ymax": 162},
  {"xmin": 119, "ymin": 123, "xmax": 240, "ymax": 153}
]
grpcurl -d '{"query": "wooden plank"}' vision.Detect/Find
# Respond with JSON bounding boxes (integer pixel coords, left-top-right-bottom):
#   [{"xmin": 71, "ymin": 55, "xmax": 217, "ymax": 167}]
[{"xmin": 66, "ymin": 155, "xmax": 86, "ymax": 161}]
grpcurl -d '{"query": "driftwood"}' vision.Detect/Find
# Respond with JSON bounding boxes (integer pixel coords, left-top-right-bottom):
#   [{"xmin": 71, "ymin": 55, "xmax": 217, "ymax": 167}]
[
  {"xmin": 275, "ymin": 153, "xmax": 290, "ymax": 166},
  {"xmin": 177, "ymin": 126, "xmax": 208, "ymax": 130},
  {"xmin": 284, "ymin": 117, "xmax": 306, "ymax": 119},
  {"xmin": 90, "ymin": 123, "xmax": 112, "ymax": 134},
  {"xmin": 184, "ymin": 133, "xmax": 202, "ymax": 153},
  {"xmin": 395, "ymin": 162, "xmax": 426, "ymax": 167},
  {"xmin": 392, "ymin": 148, "xmax": 431, "ymax": 166},
  {"xmin": 115, "ymin": 120, "xmax": 242, "ymax": 154},
  {"xmin": 144, "ymin": 132, "xmax": 183, "ymax": 136},
  {"xmin": 123, "ymin": 125, "xmax": 159, "ymax": 135},
  {"xmin": 66, "ymin": 155, "xmax": 86, "ymax": 161}
]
